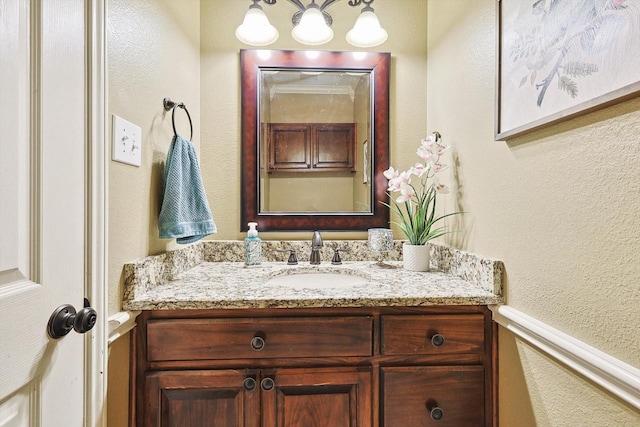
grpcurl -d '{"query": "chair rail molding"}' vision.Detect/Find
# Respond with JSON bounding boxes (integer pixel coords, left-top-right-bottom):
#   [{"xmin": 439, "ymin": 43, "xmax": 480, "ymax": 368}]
[
  {"xmin": 490, "ymin": 305, "xmax": 640, "ymax": 411},
  {"xmin": 108, "ymin": 310, "xmax": 140, "ymax": 346}
]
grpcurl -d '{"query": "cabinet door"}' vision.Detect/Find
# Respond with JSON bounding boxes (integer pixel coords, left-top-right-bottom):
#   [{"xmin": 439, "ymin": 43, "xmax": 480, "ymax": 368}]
[
  {"xmin": 313, "ymin": 124, "xmax": 355, "ymax": 171},
  {"xmin": 145, "ymin": 370, "xmax": 259, "ymax": 427},
  {"xmin": 268, "ymin": 124, "xmax": 311, "ymax": 171},
  {"xmin": 381, "ymin": 366, "xmax": 484, "ymax": 427},
  {"xmin": 262, "ymin": 367, "xmax": 372, "ymax": 427}
]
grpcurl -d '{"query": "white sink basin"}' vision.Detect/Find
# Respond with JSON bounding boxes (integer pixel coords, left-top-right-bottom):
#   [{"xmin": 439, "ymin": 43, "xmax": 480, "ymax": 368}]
[{"xmin": 264, "ymin": 272, "xmax": 368, "ymax": 289}]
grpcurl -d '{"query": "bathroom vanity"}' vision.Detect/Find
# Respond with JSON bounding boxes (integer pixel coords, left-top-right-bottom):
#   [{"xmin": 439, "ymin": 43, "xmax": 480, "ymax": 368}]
[{"xmin": 124, "ymin": 241, "xmax": 503, "ymax": 427}]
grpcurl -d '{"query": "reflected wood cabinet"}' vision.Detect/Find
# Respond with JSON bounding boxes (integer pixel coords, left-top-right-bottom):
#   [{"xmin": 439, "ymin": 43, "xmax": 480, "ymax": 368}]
[
  {"xmin": 268, "ymin": 123, "xmax": 356, "ymax": 172},
  {"xmin": 133, "ymin": 306, "xmax": 497, "ymax": 426}
]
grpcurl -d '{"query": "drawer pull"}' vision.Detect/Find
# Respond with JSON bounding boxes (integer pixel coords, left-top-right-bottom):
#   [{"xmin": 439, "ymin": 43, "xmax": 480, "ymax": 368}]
[
  {"xmin": 250, "ymin": 336, "xmax": 265, "ymax": 351},
  {"xmin": 261, "ymin": 377, "xmax": 275, "ymax": 391},
  {"xmin": 430, "ymin": 406, "xmax": 444, "ymax": 420},
  {"xmin": 431, "ymin": 333, "xmax": 445, "ymax": 347},
  {"xmin": 242, "ymin": 377, "xmax": 256, "ymax": 391}
]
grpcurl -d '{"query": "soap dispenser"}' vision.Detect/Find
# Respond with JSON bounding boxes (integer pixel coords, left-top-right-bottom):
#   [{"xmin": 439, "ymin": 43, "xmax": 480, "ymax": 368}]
[{"xmin": 244, "ymin": 222, "xmax": 262, "ymax": 266}]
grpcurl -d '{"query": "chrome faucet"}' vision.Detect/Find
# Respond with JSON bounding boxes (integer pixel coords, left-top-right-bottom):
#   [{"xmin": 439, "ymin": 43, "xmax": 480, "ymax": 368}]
[{"xmin": 310, "ymin": 230, "xmax": 323, "ymax": 264}]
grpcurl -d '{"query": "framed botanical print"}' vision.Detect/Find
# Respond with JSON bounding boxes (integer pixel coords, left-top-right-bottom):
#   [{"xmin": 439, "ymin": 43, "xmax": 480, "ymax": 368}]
[{"xmin": 496, "ymin": 0, "xmax": 640, "ymax": 140}]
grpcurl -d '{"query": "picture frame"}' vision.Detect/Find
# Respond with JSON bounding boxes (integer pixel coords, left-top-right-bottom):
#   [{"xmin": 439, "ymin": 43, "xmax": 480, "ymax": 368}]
[
  {"xmin": 363, "ymin": 139, "xmax": 369, "ymax": 184},
  {"xmin": 496, "ymin": 0, "xmax": 640, "ymax": 140}
]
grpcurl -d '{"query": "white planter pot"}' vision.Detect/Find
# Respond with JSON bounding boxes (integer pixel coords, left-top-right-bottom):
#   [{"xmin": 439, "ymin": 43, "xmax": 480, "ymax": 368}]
[{"xmin": 402, "ymin": 243, "xmax": 430, "ymax": 272}]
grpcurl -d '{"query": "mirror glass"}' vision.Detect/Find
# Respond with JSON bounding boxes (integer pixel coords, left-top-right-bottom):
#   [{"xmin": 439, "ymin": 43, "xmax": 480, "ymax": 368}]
[
  {"xmin": 241, "ymin": 50, "xmax": 390, "ymax": 231},
  {"xmin": 260, "ymin": 69, "xmax": 371, "ymax": 213}
]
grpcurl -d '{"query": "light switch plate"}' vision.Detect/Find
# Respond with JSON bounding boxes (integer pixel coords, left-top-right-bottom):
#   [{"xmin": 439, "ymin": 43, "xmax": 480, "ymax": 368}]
[{"xmin": 112, "ymin": 115, "xmax": 142, "ymax": 167}]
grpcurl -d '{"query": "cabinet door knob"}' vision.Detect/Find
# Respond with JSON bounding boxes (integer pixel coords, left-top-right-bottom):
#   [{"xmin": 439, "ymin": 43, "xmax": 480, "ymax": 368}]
[
  {"xmin": 430, "ymin": 406, "xmax": 444, "ymax": 420},
  {"xmin": 250, "ymin": 336, "xmax": 265, "ymax": 351},
  {"xmin": 431, "ymin": 333, "xmax": 445, "ymax": 347},
  {"xmin": 243, "ymin": 377, "xmax": 256, "ymax": 391},
  {"xmin": 260, "ymin": 377, "xmax": 275, "ymax": 391}
]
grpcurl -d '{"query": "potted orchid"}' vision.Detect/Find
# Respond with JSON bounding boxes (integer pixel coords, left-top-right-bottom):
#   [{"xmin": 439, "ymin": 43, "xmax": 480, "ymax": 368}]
[{"xmin": 382, "ymin": 133, "xmax": 460, "ymax": 271}]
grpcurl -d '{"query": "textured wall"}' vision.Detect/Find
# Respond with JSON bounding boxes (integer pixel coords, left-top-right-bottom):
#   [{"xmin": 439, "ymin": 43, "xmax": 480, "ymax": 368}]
[
  {"xmin": 107, "ymin": 1, "xmax": 201, "ymax": 426},
  {"xmin": 426, "ymin": 1, "xmax": 640, "ymax": 425},
  {"xmin": 107, "ymin": 0, "xmax": 201, "ymax": 315}
]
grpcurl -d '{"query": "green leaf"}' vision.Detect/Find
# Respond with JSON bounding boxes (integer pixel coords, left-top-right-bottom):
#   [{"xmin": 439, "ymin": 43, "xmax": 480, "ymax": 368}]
[{"xmin": 558, "ymin": 76, "xmax": 578, "ymax": 98}]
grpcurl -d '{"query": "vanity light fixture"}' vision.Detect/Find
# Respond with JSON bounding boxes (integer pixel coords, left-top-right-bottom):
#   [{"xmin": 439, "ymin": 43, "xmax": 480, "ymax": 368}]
[
  {"xmin": 345, "ymin": 1, "xmax": 387, "ymax": 47},
  {"xmin": 236, "ymin": 0, "xmax": 387, "ymax": 47},
  {"xmin": 291, "ymin": 1, "xmax": 334, "ymax": 45},
  {"xmin": 235, "ymin": 0, "xmax": 280, "ymax": 46}
]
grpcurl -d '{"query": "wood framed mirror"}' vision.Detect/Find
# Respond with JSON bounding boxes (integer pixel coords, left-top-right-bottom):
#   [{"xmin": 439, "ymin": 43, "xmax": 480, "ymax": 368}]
[{"xmin": 241, "ymin": 49, "xmax": 390, "ymax": 232}]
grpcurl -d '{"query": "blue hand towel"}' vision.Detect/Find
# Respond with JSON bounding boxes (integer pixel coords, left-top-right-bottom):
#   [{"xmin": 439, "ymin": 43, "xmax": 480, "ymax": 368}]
[{"xmin": 159, "ymin": 135, "xmax": 217, "ymax": 244}]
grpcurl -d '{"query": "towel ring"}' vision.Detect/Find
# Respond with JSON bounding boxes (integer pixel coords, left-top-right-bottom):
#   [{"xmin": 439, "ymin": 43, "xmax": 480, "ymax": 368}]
[{"xmin": 163, "ymin": 97, "xmax": 193, "ymax": 141}]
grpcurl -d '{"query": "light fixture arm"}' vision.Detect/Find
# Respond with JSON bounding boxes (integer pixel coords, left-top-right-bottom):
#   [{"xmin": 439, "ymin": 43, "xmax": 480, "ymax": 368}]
[
  {"xmin": 261, "ymin": 0, "xmax": 374, "ymax": 26},
  {"xmin": 249, "ymin": 0, "xmax": 277, "ymax": 8},
  {"xmin": 348, "ymin": 0, "xmax": 375, "ymax": 7},
  {"xmin": 349, "ymin": 0, "xmax": 376, "ymax": 13},
  {"xmin": 285, "ymin": 0, "xmax": 306, "ymax": 10},
  {"xmin": 287, "ymin": 0, "xmax": 336, "ymax": 26},
  {"xmin": 284, "ymin": 0, "xmax": 340, "ymax": 11},
  {"xmin": 318, "ymin": 0, "xmax": 341, "ymax": 10}
]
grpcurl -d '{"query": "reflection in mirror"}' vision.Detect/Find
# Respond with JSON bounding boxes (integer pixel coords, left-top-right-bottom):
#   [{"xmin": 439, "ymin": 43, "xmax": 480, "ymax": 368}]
[
  {"xmin": 260, "ymin": 69, "xmax": 371, "ymax": 213},
  {"xmin": 241, "ymin": 50, "xmax": 390, "ymax": 231}
]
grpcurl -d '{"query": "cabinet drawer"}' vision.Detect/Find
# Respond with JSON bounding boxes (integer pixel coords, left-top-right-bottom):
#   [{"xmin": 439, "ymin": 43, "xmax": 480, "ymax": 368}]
[
  {"xmin": 381, "ymin": 314, "xmax": 484, "ymax": 357},
  {"xmin": 147, "ymin": 316, "xmax": 373, "ymax": 362},
  {"xmin": 382, "ymin": 366, "xmax": 484, "ymax": 427}
]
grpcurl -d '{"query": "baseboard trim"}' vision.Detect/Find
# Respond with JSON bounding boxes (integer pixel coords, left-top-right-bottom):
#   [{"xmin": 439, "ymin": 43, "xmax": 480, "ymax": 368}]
[
  {"xmin": 107, "ymin": 310, "xmax": 140, "ymax": 346},
  {"xmin": 489, "ymin": 305, "xmax": 640, "ymax": 410}
]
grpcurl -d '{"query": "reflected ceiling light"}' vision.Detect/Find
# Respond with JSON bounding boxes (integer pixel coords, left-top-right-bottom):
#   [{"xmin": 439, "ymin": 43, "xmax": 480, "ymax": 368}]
[
  {"xmin": 235, "ymin": 0, "xmax": 387, "ymax": 48},
  {"xmin": 235, "ymin": 0, "xmax": 279, "ymax": 46},
  {"xmin": 352, "ymin": 51, "xmax": 367, "ymax": 60},
  {"xmin": 305, "ymin": 50, "xmax": 320, "ymax": 59},
  {"xmin": 257, "ymin": 49, "xmax": 274, "ymax": 60}
]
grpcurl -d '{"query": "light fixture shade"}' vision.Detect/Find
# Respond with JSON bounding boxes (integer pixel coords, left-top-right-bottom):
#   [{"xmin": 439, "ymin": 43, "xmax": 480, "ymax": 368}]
[
  {"xmin": 346, "ymin": 10, "xmax": 388, "ymax": 47},
  {"xmin": 291, "ymin": 6, "xmax": 333, "ymax": 45},
  {"xmin": 235, "ymin": 7, "xmax": 279, "ymax": 46}
]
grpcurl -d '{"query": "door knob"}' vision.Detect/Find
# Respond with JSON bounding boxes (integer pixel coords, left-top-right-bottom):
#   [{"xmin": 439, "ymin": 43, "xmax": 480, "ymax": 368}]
[{"xmin": 47, "ymin": 298, "xmax": 97, "ymax": 339}]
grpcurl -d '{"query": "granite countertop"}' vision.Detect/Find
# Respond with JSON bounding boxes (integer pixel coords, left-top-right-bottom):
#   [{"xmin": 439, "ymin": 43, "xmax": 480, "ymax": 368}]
[{"xmin": 122, "ymin": 240, "xmax": 504, "ymax": 310}]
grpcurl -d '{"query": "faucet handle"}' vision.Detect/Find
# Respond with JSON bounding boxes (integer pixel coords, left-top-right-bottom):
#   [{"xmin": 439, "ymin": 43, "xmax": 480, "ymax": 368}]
[
  {"xmin": 331, "ymin": 248, "xmax": 351, "ymax": 265},
  {"xmin": 276, "ymin": 248, "xmax": 298, "ymax": 265}
]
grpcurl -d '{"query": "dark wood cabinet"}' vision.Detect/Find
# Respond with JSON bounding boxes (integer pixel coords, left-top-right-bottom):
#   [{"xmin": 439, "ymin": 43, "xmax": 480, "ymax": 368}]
[
  {"xmin": 145, "ymin": 370, "xmax": 258, "ymax": 427},
  {"xmin": 267, "ymin": 124, "xmax": 311, "ymax": 171},
  {"xmin": 382, "ymin": 366, "xmax": 485, "ymax": 427},
  {"xmin": 144, "ymin": 367, "xmax": 369, "ymax": 427},
  {"xmin": 146, "ymin": 316, "xmax": 373, "ymax": 362},
  {"xmin": 263, "ymin": 367, "xmax": 372, "ymax": 427},
  {"xmin": 268, "ymin": 123, "xmax": 356, "ymax": 172},
  {"xmin": 133, "ymin": 306, "xmax": 496, "ymax": 427}
]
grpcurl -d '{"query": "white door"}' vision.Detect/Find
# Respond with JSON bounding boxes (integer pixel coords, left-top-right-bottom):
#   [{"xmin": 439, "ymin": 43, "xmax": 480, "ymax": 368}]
[{"xmin": 0, "ymin": 1, "xmax": 104, "ymax": 425}]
